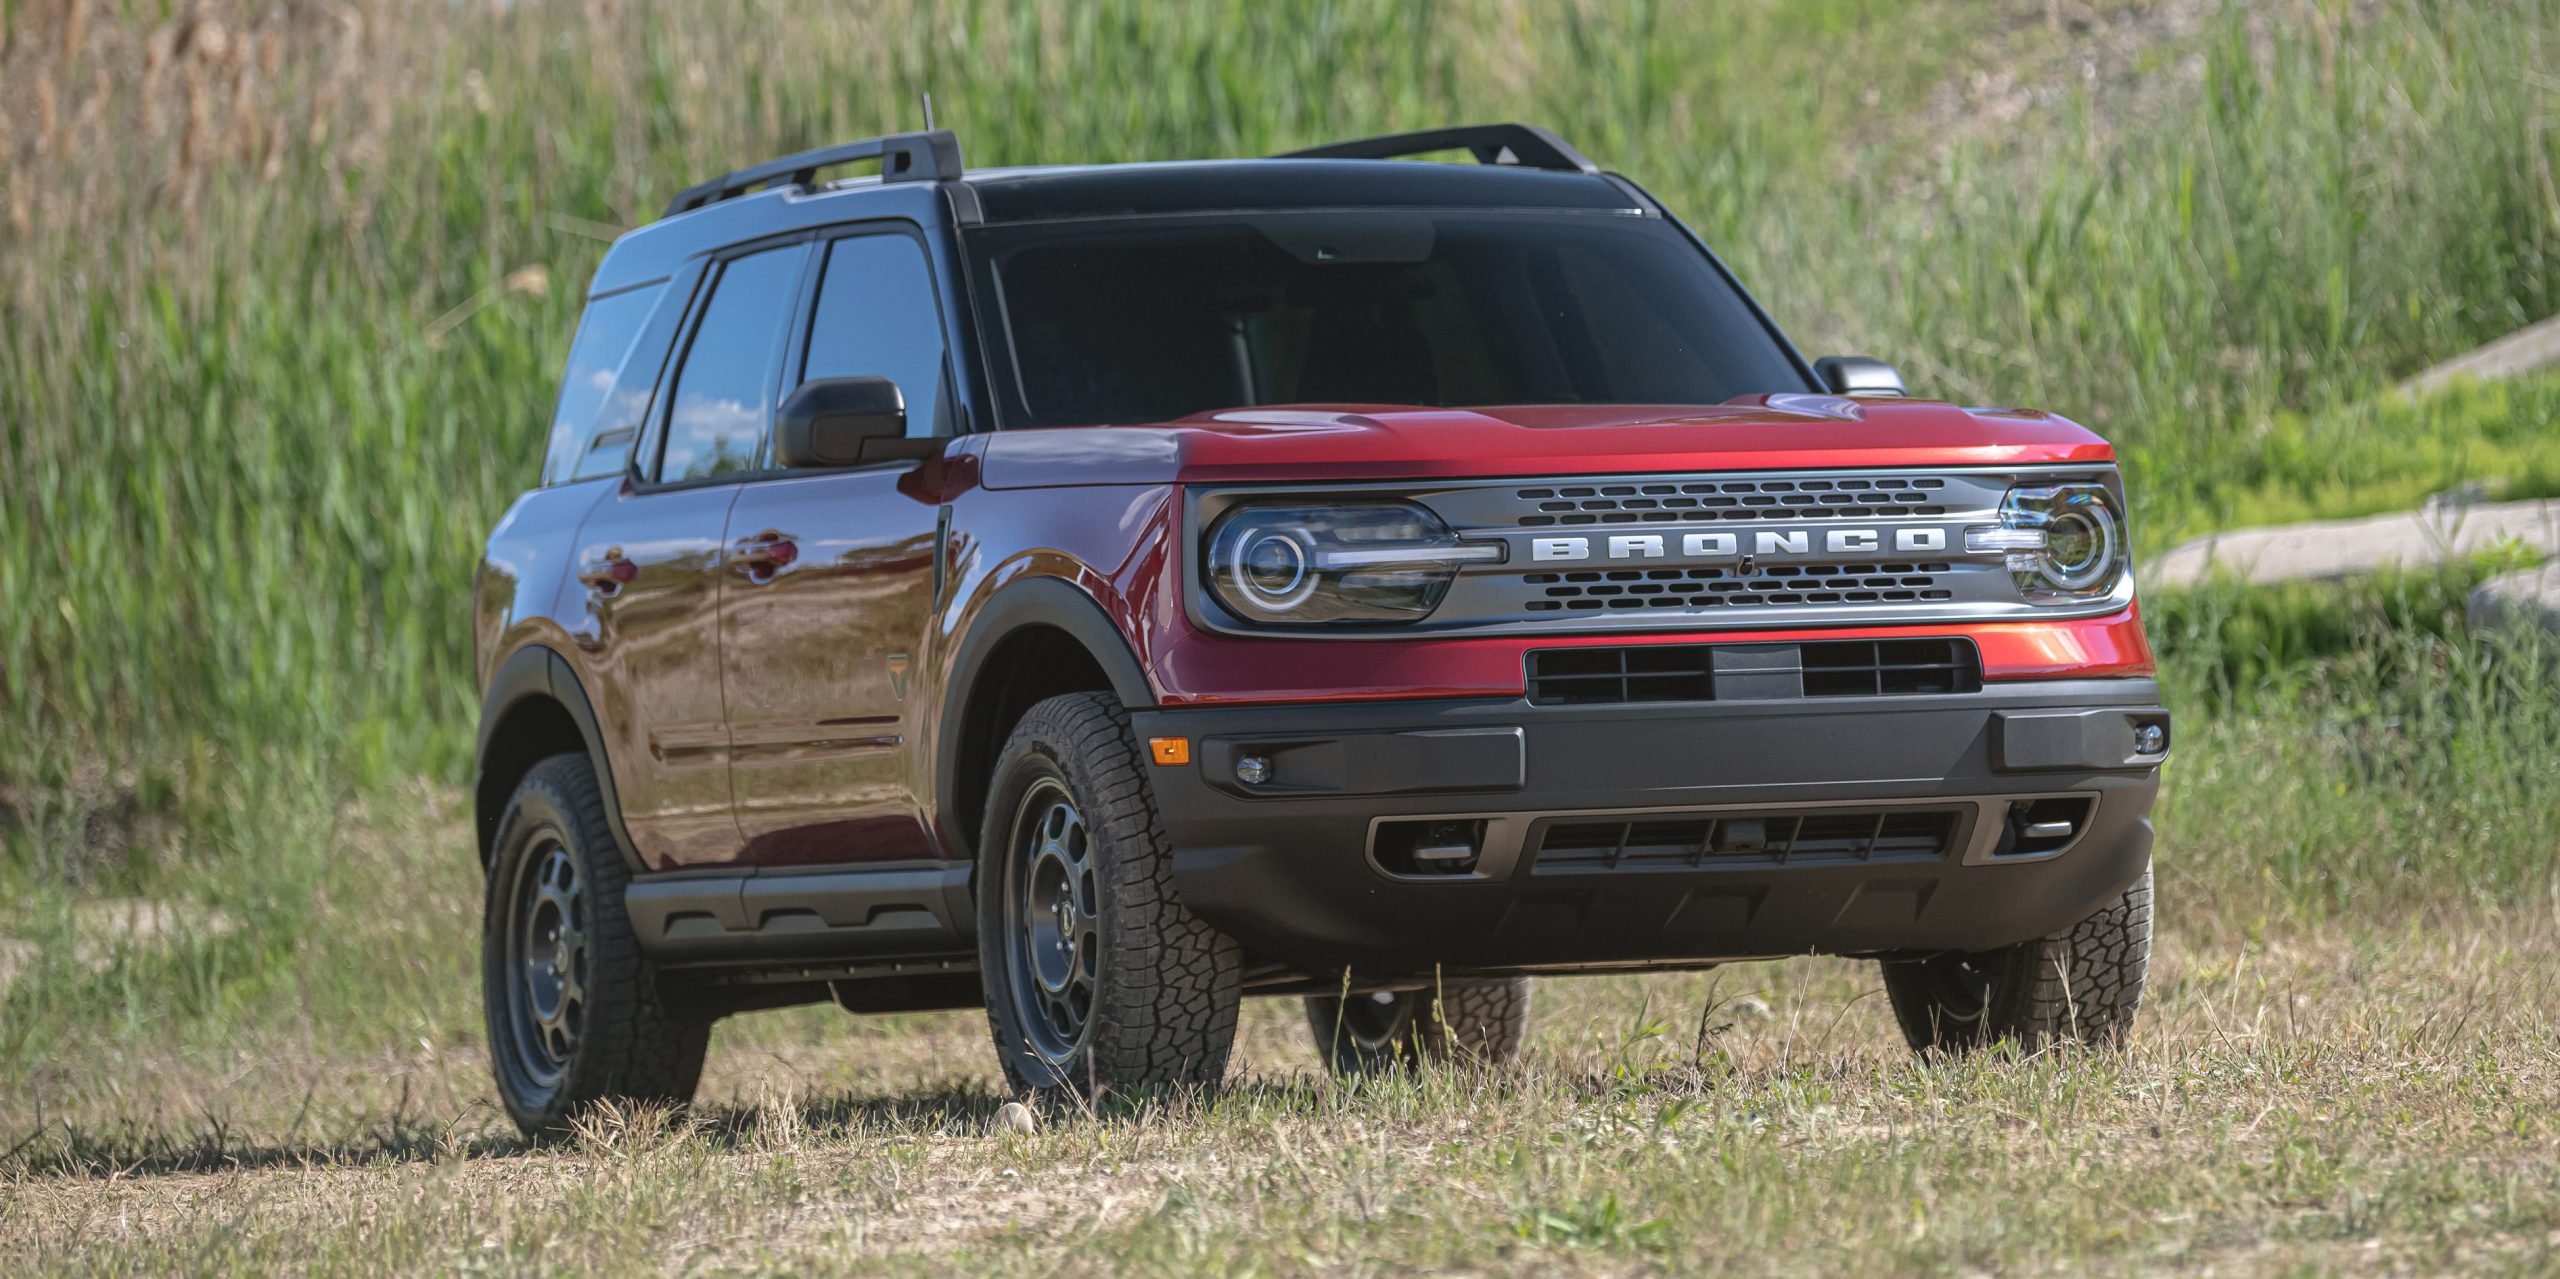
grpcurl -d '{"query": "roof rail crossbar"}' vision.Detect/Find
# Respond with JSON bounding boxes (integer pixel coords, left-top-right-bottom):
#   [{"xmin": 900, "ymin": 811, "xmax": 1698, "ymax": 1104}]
[
  {"xmin": 1276, "ymin": 123, "xmax": 1599, "ymax": 175},
  {"xmin": 663, "ymin": 129, "xmax": 965, "ymax": 218}
]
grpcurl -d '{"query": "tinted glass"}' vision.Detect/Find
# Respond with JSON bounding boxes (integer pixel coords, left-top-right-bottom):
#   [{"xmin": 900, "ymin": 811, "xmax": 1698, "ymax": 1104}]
[
  {"xmin": 802, "ymin": 233, "xmax": 949, "ymax": 437},
  {"xmin": 658, "ymin": 247, "xmax": 803, "ymax": 482},
  {"xmin": 968, "ymin": 212, "xmax": 1810, "ymax": 428},
  {"xmin": 541, "ymin": 284, "xmax": 662, "ymax": 485}
]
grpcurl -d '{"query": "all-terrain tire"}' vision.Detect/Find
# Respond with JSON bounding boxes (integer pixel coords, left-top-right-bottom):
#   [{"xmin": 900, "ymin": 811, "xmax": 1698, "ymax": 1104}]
[
  {"xmin": 1880, "ymin": 862, "xmax": 2152, "ymax": 1053},
  {"xmin": 976, "ymin": 692, "xmax": 1242, "ymax": 1100},
  {"xmin": 1305, "ymin": 977, "xmax": 1534, "ymax": 1074},
  {"xmin": 483, "ymin": 753, "xmax": 709, "ymax": 1137}
]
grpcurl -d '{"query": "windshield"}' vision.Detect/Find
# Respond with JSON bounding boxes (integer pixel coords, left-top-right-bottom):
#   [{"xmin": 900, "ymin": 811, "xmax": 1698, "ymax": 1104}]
[{"xmin": 965, "ymin": 210, "xmax": 1812, "ymax": 429}]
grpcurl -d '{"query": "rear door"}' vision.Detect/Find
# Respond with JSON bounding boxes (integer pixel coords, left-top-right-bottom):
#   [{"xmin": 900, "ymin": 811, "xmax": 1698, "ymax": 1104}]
[
  {"xmin": 719, "ymin": 226, "xmax": 954, "ymax": 866},
  {"xmin": 571, "ymin": 241, "xmax": 811, "ymax": 871}
]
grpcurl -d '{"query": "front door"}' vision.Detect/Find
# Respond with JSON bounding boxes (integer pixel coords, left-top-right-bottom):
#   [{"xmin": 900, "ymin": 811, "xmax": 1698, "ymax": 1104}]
[
  {"xmin": 720, "ymin": 228, "xmax": 953, "ymax": 866},
  {"xmin": 576, "ymin": 241, "xmax": 811, "ymax": 870}
]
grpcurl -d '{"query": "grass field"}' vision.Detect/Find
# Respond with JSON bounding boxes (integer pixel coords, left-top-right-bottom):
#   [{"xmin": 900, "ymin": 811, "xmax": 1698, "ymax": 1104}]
[{"xmin": 5, "ymin": 0, "xmax": 2560, "ymax": 1273}]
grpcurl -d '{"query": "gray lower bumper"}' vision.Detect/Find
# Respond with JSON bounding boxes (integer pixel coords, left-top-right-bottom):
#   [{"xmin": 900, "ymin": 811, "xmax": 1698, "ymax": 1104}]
[{"xmin": 1134, "ymin": 679, "xmax": 2167, "ymax": 975}]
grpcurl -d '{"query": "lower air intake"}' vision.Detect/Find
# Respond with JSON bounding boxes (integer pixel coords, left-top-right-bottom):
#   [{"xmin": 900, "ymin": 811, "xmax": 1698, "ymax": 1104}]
[{"xmin": 1533, "ymin": 806, "xmax": 1964, "ymax": 873}]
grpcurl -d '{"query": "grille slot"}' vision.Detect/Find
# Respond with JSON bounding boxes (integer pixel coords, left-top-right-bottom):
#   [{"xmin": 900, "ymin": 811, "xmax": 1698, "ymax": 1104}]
[
  {"xmin": 1526, "ymin": 638, "xmax": 1981, "ymax": 705},
  {"xmin": 1524, "ymin": 646, "xmax": 1715, "ymax": 705},
  {"xmin": 1801, "ymin": 639, "xmax": 1983, "ymax": 697},
  {"xmin": 1521, "ymin": 563, "xmax": 1958, "ymax": 613},
  {"xmin": 1512, "ymin": 477, "xmax": 1949, "ymax": 527},
  {"xmin": 1533, "ymin": 807, "xmax": 1963, "ymax": 872}
]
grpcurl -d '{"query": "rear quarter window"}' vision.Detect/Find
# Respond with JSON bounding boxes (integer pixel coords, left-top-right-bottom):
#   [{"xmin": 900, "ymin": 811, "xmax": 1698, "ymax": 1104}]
[{"xmin": 541, "ymin": 283, "xmax": 667, "ymax": 486}]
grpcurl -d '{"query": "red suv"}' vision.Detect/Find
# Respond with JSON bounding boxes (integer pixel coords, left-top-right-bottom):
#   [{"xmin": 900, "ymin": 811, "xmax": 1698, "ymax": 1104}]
[{"xmin": 474, "ymin": 124, "xmax": 2167, "ymax": 1134}]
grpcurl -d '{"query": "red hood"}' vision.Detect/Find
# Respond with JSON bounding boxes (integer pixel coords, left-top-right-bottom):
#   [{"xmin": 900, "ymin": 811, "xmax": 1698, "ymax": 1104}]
[{"xmin": 975, "ymin": 396, "xmax": 2115, "ymax": 489}]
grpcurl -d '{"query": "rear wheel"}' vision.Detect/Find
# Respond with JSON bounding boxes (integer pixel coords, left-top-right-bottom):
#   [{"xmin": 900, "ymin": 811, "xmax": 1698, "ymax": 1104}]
[
  {"xmin": 1880, "ymin": 863, "xmax": 2152, "ymax": 1053},
  {"xmin": 977, "ymin": 693, "xmax": 1242, "ymax": 1099},
  {"xmin": 484, "ymin": 753, "xmax": 708, "ymax": 1137},
  {"xmin": 1305, "ymin": 978, "xmax": 1533, "ymax": 1075}
]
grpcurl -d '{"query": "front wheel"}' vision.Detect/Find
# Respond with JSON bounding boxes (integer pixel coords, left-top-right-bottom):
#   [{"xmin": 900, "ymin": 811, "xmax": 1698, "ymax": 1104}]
[
  {"xmin": 1880, "ymin": 862, "xmax": 2153, "ymax": 1053},
  {"xmin": 1305, "ymin": 978, "xmax": 1533, "ymax": 1075},
  {"xmin": 976, "ymin": 693, "xmax": 1242, "ymax": 1100}
]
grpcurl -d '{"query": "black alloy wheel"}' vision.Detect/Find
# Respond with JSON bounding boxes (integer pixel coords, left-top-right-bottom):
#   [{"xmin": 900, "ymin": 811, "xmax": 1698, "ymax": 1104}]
[{"xmin": 1004, "ymin": 778, "xmax": 1102, "ymax": 1066}]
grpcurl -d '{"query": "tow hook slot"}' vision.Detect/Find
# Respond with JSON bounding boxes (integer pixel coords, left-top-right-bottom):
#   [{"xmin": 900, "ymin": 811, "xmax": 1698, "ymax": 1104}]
[
  {"xmin": 1373, "ymin": 819, "xmax": 1487, "ymax": 876},
  {"xmin": 1995, "ymin": 796, "xmax": 2096, "ymax": 858}
]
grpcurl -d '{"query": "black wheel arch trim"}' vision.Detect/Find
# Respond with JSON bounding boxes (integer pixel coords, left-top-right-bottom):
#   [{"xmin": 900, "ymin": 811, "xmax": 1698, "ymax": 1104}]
[
  {"xmin": 476, "ymin": 644, "xmax": 647, "ymax": 875},
  {"xmin": 933, "ymin": 576, "xmax": 1156, "ymax": 858}
]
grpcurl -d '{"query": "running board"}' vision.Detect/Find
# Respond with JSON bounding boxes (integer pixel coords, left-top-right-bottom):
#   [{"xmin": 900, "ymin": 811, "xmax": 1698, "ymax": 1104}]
[{"xmin": 625, "ymin": 862, "xmax": 973, "ymax": 964}]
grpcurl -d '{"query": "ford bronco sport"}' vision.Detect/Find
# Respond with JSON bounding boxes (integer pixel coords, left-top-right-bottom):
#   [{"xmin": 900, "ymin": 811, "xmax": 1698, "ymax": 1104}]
[{"xmin": 474, "ymin": 123, "xmax": 2168, "ymax": 1134}]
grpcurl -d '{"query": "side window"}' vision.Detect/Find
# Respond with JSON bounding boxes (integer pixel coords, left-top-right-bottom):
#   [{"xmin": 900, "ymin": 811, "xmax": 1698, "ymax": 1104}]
[
  {"xmin": 657, "ymin": 246, "xmax": 805, "ymax": 483},
  {"xmin": 540, "ymin": 284, "xmax": 662, "ymax": 486},
  {"xmin": 802, "ymin": 233, "xmax": 949, "ymax": 437}
]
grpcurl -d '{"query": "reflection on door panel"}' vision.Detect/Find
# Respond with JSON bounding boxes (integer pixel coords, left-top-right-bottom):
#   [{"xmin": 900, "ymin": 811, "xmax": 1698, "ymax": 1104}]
[
  {"xmin": 570, "ymin": 485, "xmax": 744, "ymax": 869},
  {"xmin": 574, "ymin": 243, "xmax": 806, "ymax": 870},
  {"xmin": 719, "ymin": 473, "xmax": 941, "ymax": 864},
  {"xmin": 721, "ymin": 231, "xmax": 951, "ymax": 865}
]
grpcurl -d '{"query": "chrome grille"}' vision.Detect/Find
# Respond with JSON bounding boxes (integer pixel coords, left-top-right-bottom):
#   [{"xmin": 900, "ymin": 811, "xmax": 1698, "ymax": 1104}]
[
  {"xmin": 1513, "ymin": 476, "xmax": 1950, "ymax": 527},
  {"xmin": 1185, "ymin": 464, "xmax": 2136, "ymax": 637},
  {"xmin": 1522, "ymin": 562, "xmax": 1957, "ymax": 613}
]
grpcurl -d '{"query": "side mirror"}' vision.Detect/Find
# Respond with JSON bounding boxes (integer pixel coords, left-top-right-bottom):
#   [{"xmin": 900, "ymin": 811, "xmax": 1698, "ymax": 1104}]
[
  {"xmin": 774, "ymin": 376, "xmax": 921, "ymax": 467},
  {"xmin": 1814, "ymin": 356, "xmax": 1907, "ymax": 398}
]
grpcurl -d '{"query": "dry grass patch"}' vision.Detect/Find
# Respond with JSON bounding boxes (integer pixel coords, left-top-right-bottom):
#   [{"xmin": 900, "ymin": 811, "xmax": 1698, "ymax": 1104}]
[{"xmin": 6, "ymin": 919, "xmax": 2556, "ymax": 1275}]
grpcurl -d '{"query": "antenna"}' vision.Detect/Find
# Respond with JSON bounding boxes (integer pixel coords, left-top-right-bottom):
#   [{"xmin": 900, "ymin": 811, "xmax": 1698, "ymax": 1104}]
[{"xmin": 920, "ymin": 92, "xmax": 936, "ymax": 131}]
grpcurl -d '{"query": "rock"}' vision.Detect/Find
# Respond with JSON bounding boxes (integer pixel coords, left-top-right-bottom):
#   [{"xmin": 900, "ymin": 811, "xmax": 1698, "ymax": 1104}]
[
  {"xmin": 2466, "ymin": 563, "xmax": 2560, "ymax": 636},
  {"xmin": 995, "ymin": 1101, "xmax": 1040, "ymax": 1136},
  {"xmin": 2151, "ymin": 498, "xmax": 2560, "ymax": 588},
  {"xmin": 2399, "ymin": 312, "xmax": 2560, "ymax": 400}
]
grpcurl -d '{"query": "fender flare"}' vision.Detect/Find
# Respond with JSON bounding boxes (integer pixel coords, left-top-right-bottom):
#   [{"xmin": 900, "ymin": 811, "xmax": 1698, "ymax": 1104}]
[
  {"xmin": 476, "ymin": 644, "xmax": 646, "ymax": 874},
  {"xmin": 934, "ymin": 576, "xmax": 1156, "ymax": 850}
]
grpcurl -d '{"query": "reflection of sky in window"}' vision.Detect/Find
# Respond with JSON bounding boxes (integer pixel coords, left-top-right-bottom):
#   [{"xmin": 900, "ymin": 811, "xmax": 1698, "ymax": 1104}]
[
  {"xmin": 663, "ymin": 393, "xmax": 762, "ymax": 478},
  {"xmin": 655, "ymin": 247, "xmax": 804, "ymax": 481},
  {"xmin": 541, "ymin": 284, "xmax": 662, "ymax": 484}
]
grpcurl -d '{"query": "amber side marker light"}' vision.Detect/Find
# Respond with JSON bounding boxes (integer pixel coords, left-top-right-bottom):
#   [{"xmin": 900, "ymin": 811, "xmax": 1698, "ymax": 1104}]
[{"xmin": 1149, "ymin": 737, "xmax": 1192, "ymax": 766}]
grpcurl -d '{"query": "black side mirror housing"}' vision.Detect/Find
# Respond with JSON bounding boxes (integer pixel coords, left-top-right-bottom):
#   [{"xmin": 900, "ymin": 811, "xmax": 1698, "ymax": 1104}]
[
  {"xmin": 774, "ymin": 376, "xmax": 930, "ymax": 467},
  {"xmin": 1814, "ymin": 356, "xmax": 1908, "ymax": 398}
]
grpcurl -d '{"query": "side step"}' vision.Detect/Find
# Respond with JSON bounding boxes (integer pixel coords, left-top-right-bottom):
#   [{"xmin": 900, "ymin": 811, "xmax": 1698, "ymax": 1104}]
[{"xmin": 625, "ymin": 861, "xmax": 972, "ymax": 965}]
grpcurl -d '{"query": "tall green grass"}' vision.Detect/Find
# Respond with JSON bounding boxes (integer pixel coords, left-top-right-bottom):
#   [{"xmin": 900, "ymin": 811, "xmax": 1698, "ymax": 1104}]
[
  {"xmin": 1, "ymin": 0, "xmax": 2555, "ymax": 916},
  {"xmin": 2148, "ymin": 559, "xmax": 2560, "ymax": 924}
]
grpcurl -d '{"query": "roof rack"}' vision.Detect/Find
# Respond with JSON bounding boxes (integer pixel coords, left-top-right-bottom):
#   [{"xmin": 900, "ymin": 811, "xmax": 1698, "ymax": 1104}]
[
  {"xmin": 663, "ymin": 129, "xmax": 965, "ymax": 218},
  {"xmin": 1276, "ymin": 123, "xmax": 1598, "ymax": 175}
]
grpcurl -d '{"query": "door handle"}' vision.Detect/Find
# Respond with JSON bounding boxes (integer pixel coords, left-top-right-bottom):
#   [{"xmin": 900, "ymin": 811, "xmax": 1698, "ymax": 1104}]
[
  {"xmin": 730, "ymin": 530, "xmax": 798, "ymax": 582},
  {"xmin": 578, "ymin": 550, "xmax": 636, "ymax": 597}
]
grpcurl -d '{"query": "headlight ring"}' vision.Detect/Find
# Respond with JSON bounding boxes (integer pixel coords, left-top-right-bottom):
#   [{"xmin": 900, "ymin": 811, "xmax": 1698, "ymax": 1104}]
[{"xmin": 1202, "ymin": 500, "xmax": 1498, "ymax": 626}]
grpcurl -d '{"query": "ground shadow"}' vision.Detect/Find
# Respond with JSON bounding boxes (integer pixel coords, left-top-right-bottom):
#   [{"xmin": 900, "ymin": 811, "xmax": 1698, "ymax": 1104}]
[{"xmin": 2, "ymin": 1065, "xmax": 1531, "ymax": 1182}]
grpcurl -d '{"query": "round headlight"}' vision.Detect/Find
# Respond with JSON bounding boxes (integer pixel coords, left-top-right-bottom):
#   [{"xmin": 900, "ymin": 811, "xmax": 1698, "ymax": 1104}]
[
  {"xmin": 1993, "ymin": 482, "xmax": 2129, "ymax": 604},
  {"xmin": 1229, "ymin": 527, "xmax": 1318, "ymax": 612},
  {"xmin": 2039, "ymin": 506, "xmax": 2116, "ymax": 591},
  {"xmin": 1201, "ymin": 501, "xmax": 1499, "ymax": 626}
]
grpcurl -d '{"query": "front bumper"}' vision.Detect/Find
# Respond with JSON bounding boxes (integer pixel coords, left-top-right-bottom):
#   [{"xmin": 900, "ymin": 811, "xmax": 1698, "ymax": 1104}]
[{"xmin": 1133, "ymin": 679, "xmax": 2166, "ymax": 975}]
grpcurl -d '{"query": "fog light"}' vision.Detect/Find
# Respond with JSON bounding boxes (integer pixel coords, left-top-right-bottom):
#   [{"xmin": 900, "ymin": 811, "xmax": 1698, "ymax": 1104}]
[
  {"xmin": 1234, "ymin": 755, "xmax": 1272, "ymax": 785},
  {"xmin": 2132, "ymin": 723, "xmax": 2167, "ymax": 756}
]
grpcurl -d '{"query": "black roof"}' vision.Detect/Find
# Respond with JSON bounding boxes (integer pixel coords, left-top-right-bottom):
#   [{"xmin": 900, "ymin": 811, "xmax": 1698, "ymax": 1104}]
[
  {"xmin": 960, "ymin": 159, "xmax": 1632, "ymax": 224},
  {"xmin": 590, "ymin": 124, "xmax": 1646, "ymax": 296}
]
